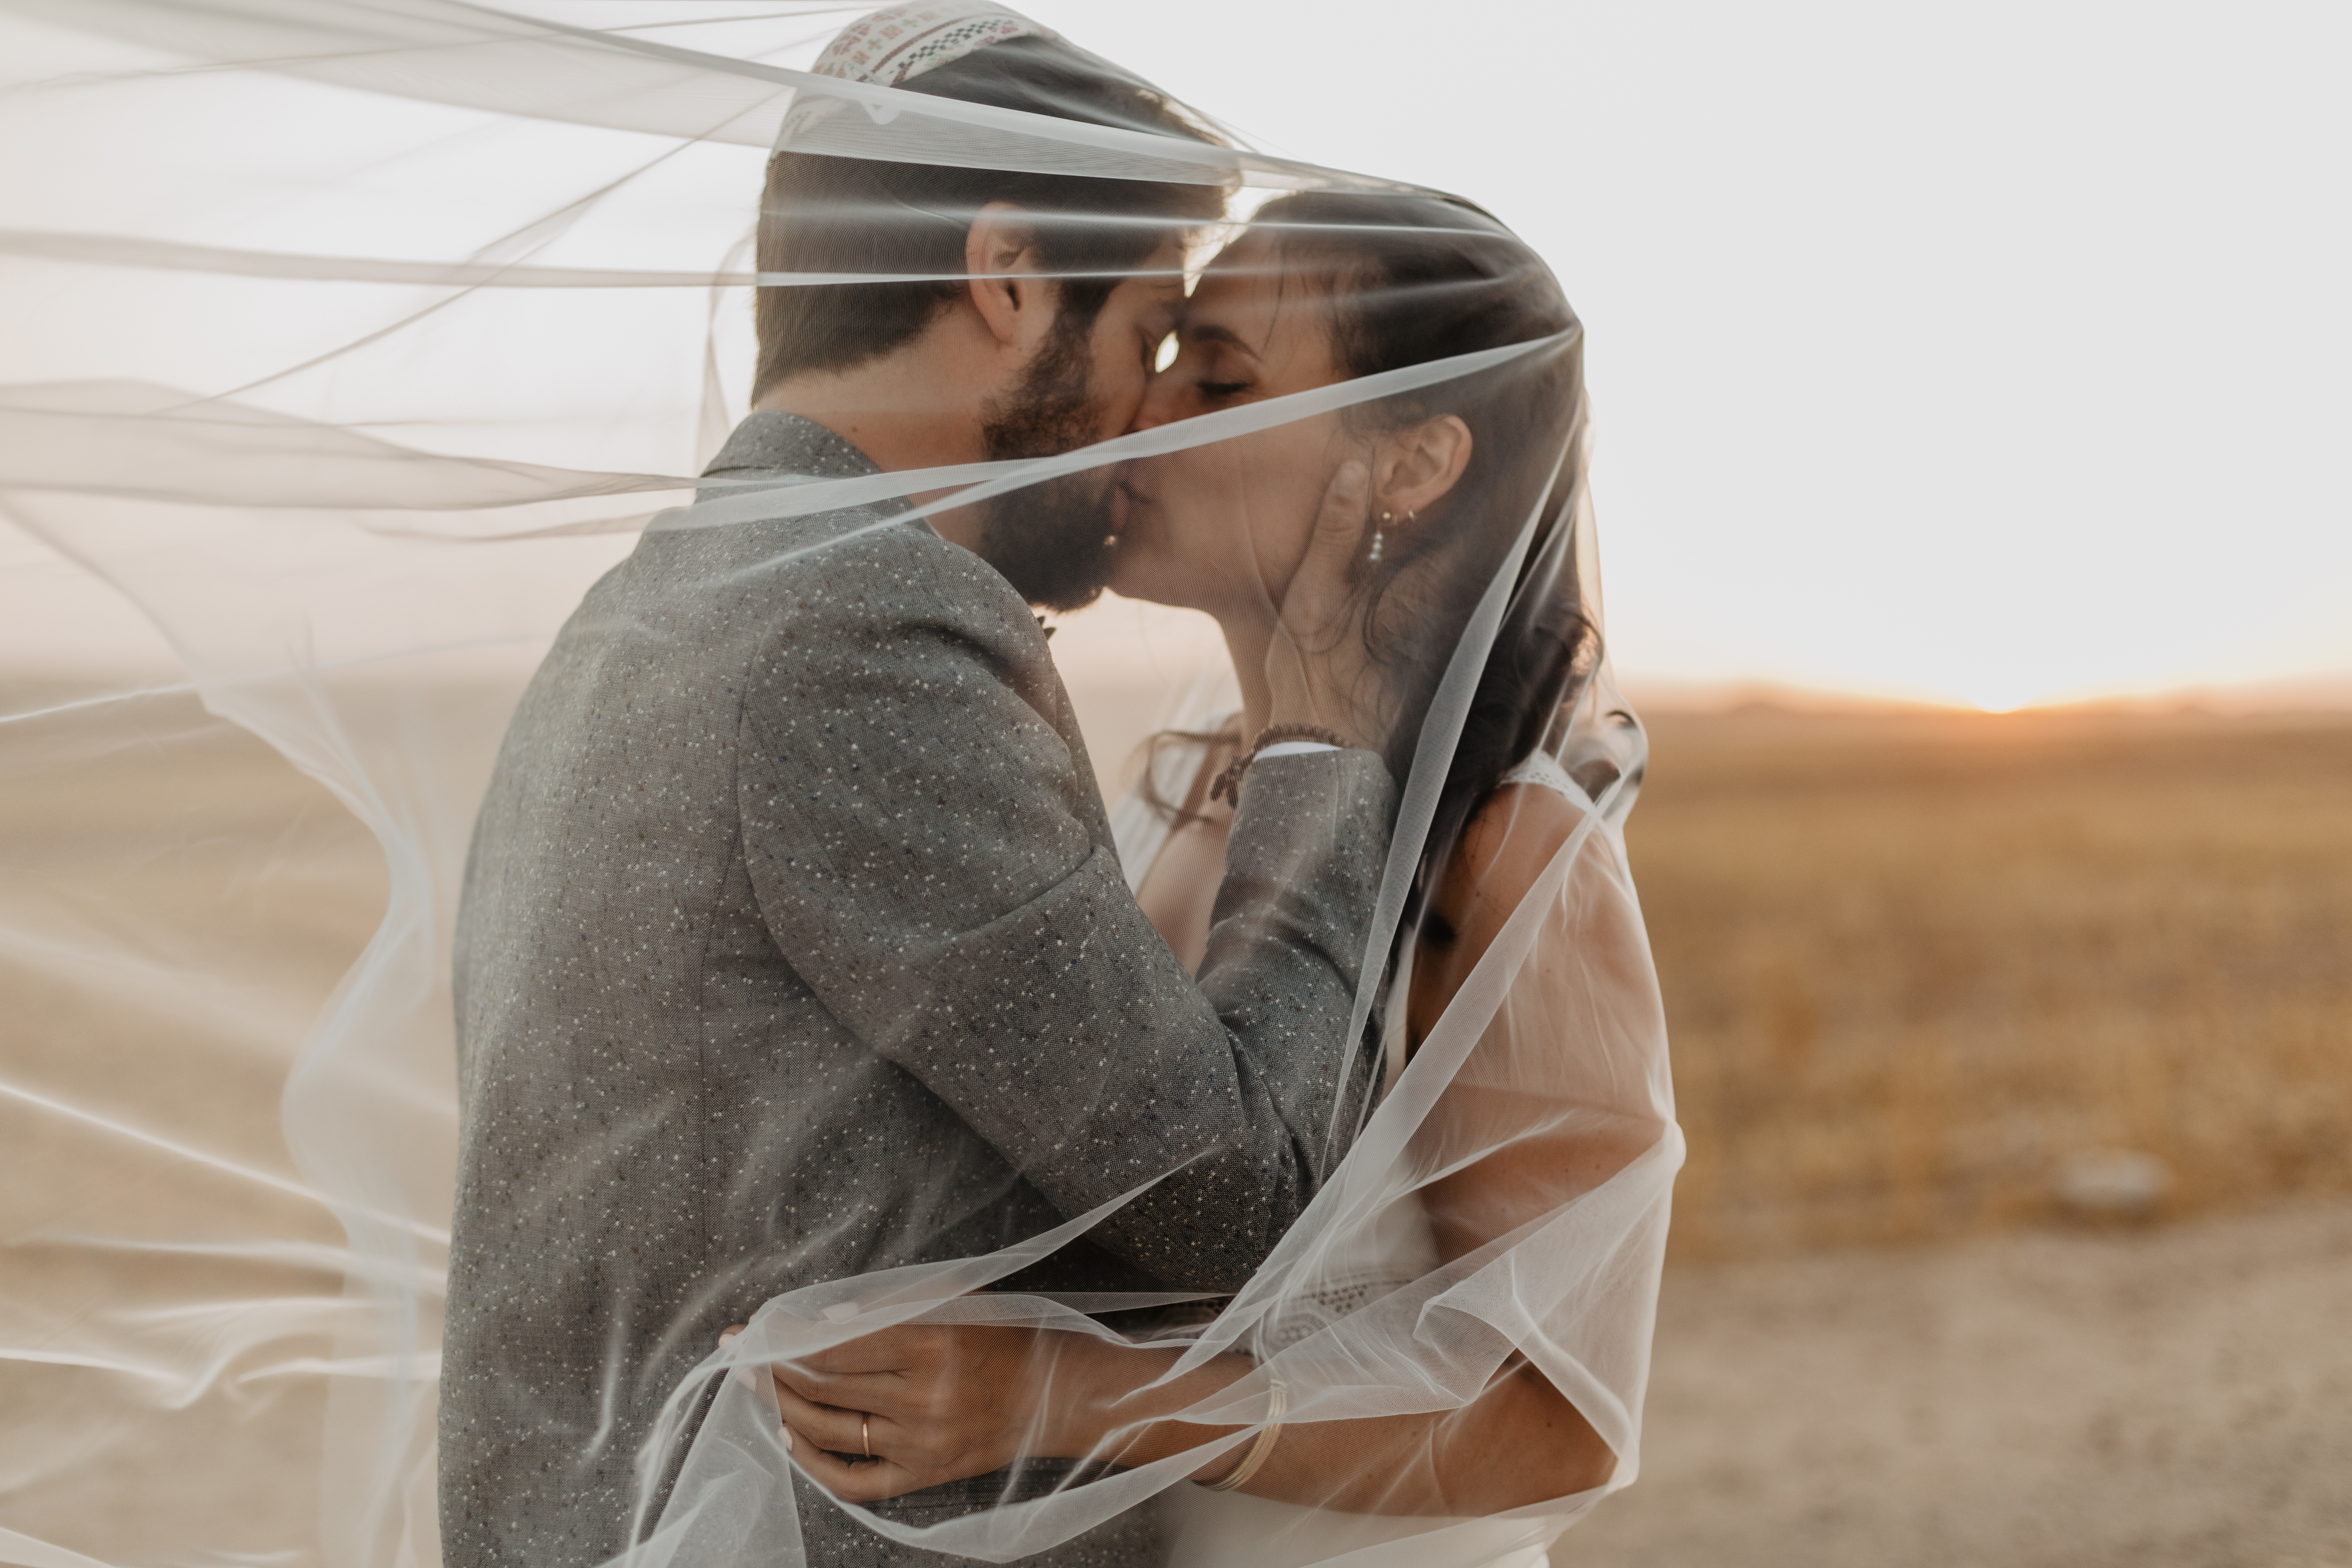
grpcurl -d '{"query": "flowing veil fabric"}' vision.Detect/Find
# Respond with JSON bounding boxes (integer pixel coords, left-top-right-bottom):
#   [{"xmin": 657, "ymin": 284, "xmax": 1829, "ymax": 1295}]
[{"xmin": 0, "ymin": 5, "xmax": 1676, "ymax": 1567}]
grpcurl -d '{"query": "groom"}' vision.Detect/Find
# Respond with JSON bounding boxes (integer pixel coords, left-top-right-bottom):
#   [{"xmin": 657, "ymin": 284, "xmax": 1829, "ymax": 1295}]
[{"xmin": 440, "ymin": 13, "xmax": 1395, "ymax": 1568}]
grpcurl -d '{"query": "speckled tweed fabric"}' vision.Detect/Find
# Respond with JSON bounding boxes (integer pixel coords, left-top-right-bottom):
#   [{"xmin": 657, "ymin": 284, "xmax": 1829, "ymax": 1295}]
[{"xmin": 441, "ymin": 413, "xmax": 1397, "ymax": 1568}]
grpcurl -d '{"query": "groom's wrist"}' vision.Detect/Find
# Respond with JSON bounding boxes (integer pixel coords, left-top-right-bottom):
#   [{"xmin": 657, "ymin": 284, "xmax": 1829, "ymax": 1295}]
[
  {"xmin": 1260, "ymin": 709, "xmax": 1375, "ymax": 754},
  {"xmin": 1210, "ymin": 723, "xmax": 1370, "ymax": 807}
]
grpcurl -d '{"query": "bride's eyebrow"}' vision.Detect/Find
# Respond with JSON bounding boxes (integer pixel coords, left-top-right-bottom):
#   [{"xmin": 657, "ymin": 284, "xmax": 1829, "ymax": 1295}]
[{"xmin": 1185, "ymin": 322, "xmax": 1261, "ymax": 360}]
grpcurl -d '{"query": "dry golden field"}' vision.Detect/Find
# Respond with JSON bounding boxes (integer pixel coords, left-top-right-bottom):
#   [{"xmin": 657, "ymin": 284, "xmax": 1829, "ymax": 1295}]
[
  {"xmin": 5, "ymin": 686, "xmax": 2351, "ymax": 1563},
  {"xmin": 1629, "ymin": 706, "xmax": 2352, "ymax": 1259},
  {"xmin": 19, "ymin": 690, "xmax": 2347, "ymax": 1270},
  {"xmin": 0, "ymin": 688, "xmax": 377, "ymax": 1559}
]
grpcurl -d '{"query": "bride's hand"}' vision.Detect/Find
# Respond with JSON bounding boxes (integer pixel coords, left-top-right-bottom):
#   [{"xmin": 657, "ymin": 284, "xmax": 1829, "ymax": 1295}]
[
  {"xmin": 1263, "ymin": 460, "xmax": 1385, "ymax": 754},
  {"xmin": 742, "ymin": 1322, "xmax": 1097, "ymax": 1504}
]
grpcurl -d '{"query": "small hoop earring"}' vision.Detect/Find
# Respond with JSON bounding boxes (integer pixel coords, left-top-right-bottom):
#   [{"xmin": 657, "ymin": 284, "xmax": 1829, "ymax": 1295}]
[{"xmin": 1368, "ymin": 510, "xmax": 1391, "ymax": 563}]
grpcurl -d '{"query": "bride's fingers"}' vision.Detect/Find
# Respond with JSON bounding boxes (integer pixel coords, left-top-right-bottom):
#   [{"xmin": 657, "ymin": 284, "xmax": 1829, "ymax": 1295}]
[
  {"xmin": 770, "ymin": 1373, "xmax": 884, "ymax": 1458},
  {"xmin": 715, "ymin": 1327, "xmax": 772, "ymax": 1393},
  {"xmin": 786, "ymin": 1433, "xmax": 924, "ymax": 1505},
  {"xmin": 781, "ymin": 1354, "xmax": 898, "ymax": 1401},
  {"xmin": 792, "ymin": 1325, "xmax": 930, "ymax": 1375},
  {"xmin": 770, "ymin": 1359, "xmax": 908, "ymax": 1416}
]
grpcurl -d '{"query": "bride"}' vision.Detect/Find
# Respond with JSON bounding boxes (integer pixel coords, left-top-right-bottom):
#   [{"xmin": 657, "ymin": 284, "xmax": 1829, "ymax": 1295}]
[{"xmin": 719, "ymin": 190, "xmax": 1675, "ymax": 1566}]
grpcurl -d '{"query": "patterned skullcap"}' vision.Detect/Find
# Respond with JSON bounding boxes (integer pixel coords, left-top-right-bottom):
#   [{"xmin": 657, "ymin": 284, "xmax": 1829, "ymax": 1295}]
[
  {"xmin": 808, "ymin": 4, "xmax": 1059, "ymax": 88},
  {"xmin": 777, "ymin": 4, "xmax": 1059, "ymax": 148}
]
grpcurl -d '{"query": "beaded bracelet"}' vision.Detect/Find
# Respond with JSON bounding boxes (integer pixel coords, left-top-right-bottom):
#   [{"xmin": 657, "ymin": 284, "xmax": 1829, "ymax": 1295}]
[{"xmin": 1207, "ymin": 725, "xmax": 1348, "ymax": 806}]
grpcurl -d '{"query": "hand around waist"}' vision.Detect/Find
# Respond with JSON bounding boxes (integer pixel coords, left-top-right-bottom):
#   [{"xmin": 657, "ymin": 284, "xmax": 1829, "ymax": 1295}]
[{"xmin": 718, "ymin": 1320, "xmax": 1254, "ymax": 1504}]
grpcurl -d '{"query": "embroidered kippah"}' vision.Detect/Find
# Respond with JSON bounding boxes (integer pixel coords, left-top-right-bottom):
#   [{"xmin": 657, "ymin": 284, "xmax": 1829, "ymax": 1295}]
[
  {"xmin": 812, "ymin": 4, "xmax": 1056, "ymax": 88},
  {"xmin": 778, "ymin": 5, "xmax": 1058, "ymax": 148}
]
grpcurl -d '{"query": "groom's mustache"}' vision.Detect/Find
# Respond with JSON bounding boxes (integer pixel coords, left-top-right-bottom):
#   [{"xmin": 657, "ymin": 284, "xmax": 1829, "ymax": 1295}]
[{"xmin": 975, "ymin": 464, "xmax": 1121, "ymax": 612}]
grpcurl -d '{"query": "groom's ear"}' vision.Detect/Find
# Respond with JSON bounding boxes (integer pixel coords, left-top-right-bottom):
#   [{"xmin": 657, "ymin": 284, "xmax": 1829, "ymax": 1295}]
[
  {"xmin": 1372, "ymin": 415, "xmax": 1474, "ymax": 524},
  {"xmin": 965, "ymin": 203, "xmax": 1051, "ymax": 355}
]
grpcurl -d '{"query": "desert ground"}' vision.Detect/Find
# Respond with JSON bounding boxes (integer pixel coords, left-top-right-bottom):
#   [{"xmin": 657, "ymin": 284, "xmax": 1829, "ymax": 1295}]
[
  {"xmin": 3, "ymin": 683, "xmax": 2348, "ymax": 1564},
  {"xmin": 1630, "ymin": 706, "xmax": 2352, "ymax": 1258},
  {"xmin": 1568, "ymin": 1194, "xmax": 2352, "ymax": 1567},
  {"xmin": 1589, "ymin": 706, "xmax": 2352, "ymax": 1566}
]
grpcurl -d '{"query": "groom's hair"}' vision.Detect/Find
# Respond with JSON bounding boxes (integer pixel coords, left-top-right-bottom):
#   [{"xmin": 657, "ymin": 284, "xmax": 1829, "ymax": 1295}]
[{"xmin": 752, "ymin": 37, "xmax": 1227, "ymax": 399}]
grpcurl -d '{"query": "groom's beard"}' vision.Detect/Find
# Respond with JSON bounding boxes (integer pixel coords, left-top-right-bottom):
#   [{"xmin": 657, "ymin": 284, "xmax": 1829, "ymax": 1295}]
[{"xmin": 976, "ymin": 313, "xmax": 1120, "ymax": 613}]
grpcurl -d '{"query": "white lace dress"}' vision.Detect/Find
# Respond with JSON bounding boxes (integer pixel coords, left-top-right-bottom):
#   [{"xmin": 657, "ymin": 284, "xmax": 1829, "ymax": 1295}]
[{"xmin": 1111, "ymin": 738, "xmax": 1595, "ymax": 1568}]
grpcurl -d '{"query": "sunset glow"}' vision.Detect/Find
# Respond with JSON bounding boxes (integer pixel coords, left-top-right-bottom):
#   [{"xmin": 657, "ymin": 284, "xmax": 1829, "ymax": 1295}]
[{"xmin": 1, "ymin": 1, "xmax": 2345, "ymax": 713}]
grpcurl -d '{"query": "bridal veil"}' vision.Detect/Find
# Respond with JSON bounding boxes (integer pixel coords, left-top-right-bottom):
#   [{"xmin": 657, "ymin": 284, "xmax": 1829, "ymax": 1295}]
[{"xmin": 0, "ymin": 5, "xmax": 1676, "ymax": 1565}]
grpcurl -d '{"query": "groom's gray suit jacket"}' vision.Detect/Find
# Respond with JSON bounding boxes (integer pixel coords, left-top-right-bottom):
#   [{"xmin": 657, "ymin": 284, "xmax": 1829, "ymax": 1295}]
[{"xmin": 441, "ymin": 414, "xmax": 1396, "ymax": 1568}]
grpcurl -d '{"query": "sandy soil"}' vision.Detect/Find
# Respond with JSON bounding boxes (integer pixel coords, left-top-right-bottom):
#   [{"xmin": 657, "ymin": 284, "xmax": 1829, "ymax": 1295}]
[
  {"xmin": 1569, "ymin": 1199, "xmax": 2352, "ymax": 1567},
  {"xmin": 11, "ymin": 1202, "xmax": 2345, "ymax": 1564}
]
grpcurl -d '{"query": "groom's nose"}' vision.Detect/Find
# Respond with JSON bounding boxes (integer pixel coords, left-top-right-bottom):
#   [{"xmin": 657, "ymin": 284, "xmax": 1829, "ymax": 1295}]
[{"xmin": 1129, "ymin": 373, "xmax": 1178, "ymax": 433}]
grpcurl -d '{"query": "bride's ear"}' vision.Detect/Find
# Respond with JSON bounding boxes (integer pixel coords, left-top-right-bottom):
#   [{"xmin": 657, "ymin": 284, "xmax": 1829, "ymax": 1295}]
[{"xmin": 1369, "ymin": 415, "xmax": 1472, "ymax": 536}]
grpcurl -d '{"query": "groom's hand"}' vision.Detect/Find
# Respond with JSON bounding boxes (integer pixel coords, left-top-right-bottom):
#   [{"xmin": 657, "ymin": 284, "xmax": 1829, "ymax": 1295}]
[{"xmin": 1264, "ymin": 460, "xmax": 1384, "ymax": 754}]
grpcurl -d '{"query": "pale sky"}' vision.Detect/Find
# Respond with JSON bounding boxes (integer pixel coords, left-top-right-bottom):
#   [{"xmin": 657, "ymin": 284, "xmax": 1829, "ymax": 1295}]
[
  {"xmin": 1041, "ymin": 0, "xmax": 2352, "ymax": 711},
  {"xmin": 3, "ymin": 1, "xmax": 2346, "ymax": 713}
]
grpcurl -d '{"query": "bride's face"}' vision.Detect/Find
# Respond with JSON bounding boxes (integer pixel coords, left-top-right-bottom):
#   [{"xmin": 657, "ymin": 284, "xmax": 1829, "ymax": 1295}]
[{"xmin": 1111, "ymin": 233, "xmax": 1357, "ymax": 618}]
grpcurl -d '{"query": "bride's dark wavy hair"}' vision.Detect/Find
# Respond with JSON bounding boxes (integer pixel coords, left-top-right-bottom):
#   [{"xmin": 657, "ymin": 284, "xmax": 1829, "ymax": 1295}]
[{"xmin": 1258, "ymin": 190, "xmax": 1602, "ymax": 919}]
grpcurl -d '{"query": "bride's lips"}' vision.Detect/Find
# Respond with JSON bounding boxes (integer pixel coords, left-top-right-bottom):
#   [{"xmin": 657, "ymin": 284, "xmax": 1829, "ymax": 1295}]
[{"xmin": 1112, "ymin": 473, "xmax": 1154, "ymax": 535}]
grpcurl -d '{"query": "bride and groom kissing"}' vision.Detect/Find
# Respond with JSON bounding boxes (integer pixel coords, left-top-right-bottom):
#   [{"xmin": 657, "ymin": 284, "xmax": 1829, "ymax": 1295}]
[{"xmin": 442, "ymin": 9, "xmax": 1640, "ymax": 1568}]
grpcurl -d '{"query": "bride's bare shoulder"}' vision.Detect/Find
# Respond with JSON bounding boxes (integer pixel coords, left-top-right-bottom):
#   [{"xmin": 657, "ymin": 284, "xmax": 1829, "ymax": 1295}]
[
  {"xmin": 1406, "ymin": 782, "xmax": 1589, "ymax": 1050},
  {"xmin": 1432, "ymin": 782, "xmax": 1588, "ymax": 936}
]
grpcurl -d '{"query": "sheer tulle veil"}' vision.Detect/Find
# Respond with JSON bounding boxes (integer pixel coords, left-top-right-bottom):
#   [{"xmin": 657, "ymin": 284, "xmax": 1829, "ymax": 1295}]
[{"xmin": 0, "ymin": 5, "xmax": 1676, "ymax": 1567}]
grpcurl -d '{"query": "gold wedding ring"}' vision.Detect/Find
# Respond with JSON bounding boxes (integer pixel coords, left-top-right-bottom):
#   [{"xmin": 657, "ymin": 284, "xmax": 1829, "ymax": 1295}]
[{"xmin": 861, "ymin": 1413, "xmax": 871, "ymax": 1459}]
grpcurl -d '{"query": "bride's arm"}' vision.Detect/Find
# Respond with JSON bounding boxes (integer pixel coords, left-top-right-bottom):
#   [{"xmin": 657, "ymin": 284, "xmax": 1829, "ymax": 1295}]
[
  {"xmin": 1408, "ymin": 784, "xmax": 1667, "ymax": 1261},
  {"xmin": 768, "ymin": 1325, "xmax": 1612, "ymax": 1515},
  {"xmin": 1056, "ymin": 1336, "xmax": 1618, "ymax": 1514},
  {"xmin": 1146, "ymin": 783, "xmax": 1635, "ymax": 1512},
  {"xmin": 766, "ymin": 783, "xmax": 1648, "ymax": 1514}
]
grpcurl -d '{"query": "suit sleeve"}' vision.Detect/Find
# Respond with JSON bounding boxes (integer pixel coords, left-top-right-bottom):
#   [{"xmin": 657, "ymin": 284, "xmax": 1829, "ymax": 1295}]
[{"xmin": 735, "ymin": 531, "xmax": 1396, "ymax": 1290}]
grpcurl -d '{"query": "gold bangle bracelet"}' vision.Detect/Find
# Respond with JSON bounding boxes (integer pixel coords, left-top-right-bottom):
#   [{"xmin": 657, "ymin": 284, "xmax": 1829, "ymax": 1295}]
[{"xmin": 1198, "ymin": 1377, "xmax": 1288, "ymax": 1493}]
